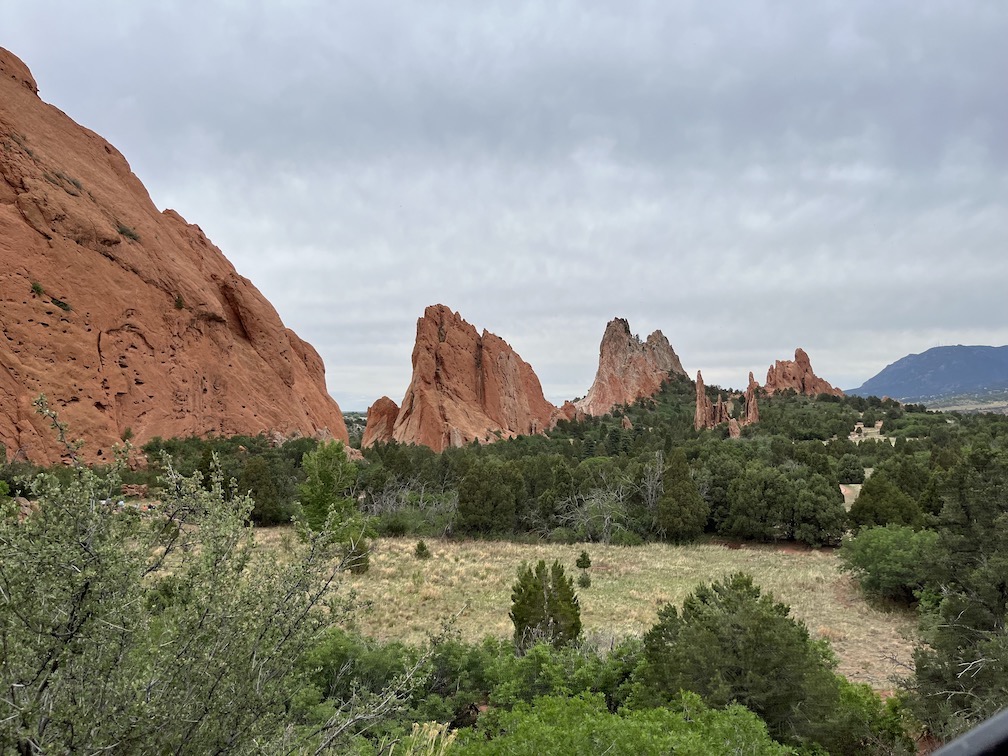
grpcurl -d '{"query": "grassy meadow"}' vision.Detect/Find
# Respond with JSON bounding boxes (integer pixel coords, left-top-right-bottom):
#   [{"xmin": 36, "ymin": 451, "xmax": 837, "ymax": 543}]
[{"xmin": 258, "ymin": 530, "xmax": 916, "ymax": 691}]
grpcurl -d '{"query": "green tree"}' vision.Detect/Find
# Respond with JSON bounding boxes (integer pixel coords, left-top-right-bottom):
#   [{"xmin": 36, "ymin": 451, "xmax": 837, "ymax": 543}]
[
  {"xmin": 838, "ymin": 453, "xmax": 866, "ymax": 484},
  {"xmin": 910, "ymin": 446, "xmax": 1008, "ymax": 740},
  {"xmin": 786, "ymin": 471, "xmax": 847, "ymax": 547},
  {"xmin": 653, "ymin": 448, "xmax": 709, "ymax": 542},
  {"xmin": 456, "ymin": 456, "xmax": 522, "ymax": 535},
  {"xmin": 0, "ymin": 434, "xmax": 371, "ymax": 752},
  {"xmin": 509, "ymin": 560, "xmax": 582, "ymax": 650},
  {"xmin": 722, "ymin": 461, "xmax": 793, "ymax": 541},
  {"xmin": 839, "ymin": 525, "xmax": 939, "ymax": 604},
  {"xmin": 849, "ymin": 472, "xmax": 922, "ymax": 529},
  {"xmin": 298, "ymin": 440, "xmax": 372, "ymax": 572},
  {"xmin": 238, "ymin": 453, "xmax": 290, "ymax": 525},
  {"xmin": 637, "ymin": 573, "xmax": 841, "ymax": 747}
]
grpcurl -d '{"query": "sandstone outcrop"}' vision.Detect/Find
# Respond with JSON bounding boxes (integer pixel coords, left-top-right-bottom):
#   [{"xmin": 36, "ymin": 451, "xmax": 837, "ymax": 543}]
[
  {"xmin": 0, "ymin": 48, "xmax": 347, "ymax": 464},
  {"xmin": 694, "ymin": 371, "xmax": 715, "ymax": 431},
  {"xmin": 361, "ymin": 396, "xmax": 399, "ymax": 448},
  {"xmin": 695, "ymin": 370, "xmax": 758, "ymax": 437},
  {"xmin": 744, "ymin": 372, "xmax": 760, "ymax": 425},
  {"xmin": 576, "ymin": 318, "xmax": 686, "ymax": 416},
  {"xmin": 764, "ymin": 348, "xmax": 843, "ymax": 397},
  {"xmin": 389, "ymin": 305, "xmax": 560, "ymax": 452}
]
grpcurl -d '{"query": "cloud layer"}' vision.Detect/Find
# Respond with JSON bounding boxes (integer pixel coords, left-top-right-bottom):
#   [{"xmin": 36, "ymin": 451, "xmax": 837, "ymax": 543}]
[{"xmin": 7, "ymin": 1, "xmax": 1007, "ymax": 409}]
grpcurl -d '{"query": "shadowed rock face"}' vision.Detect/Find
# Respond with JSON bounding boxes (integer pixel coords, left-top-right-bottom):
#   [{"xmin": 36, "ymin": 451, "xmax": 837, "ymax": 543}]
[
  {"xmin": 0, "ymin": 48, "xmax": 346, "ymax": 464},
  {"xmin": 388, "ymin": 304, "xmax": 560, "ymax": 452},
  {"xmin": 576, "ymin": 318, "xmax": 686, "ymax": 417},
  {"xmin": 764, "ymin": 348, "xmax": 843, "ymax": 397}
]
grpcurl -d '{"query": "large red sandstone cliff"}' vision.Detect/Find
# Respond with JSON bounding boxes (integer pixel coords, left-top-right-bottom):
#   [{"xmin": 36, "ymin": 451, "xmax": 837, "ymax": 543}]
[
  {"xmin": 380, "ymin": 305, "xmax": 559, "ymax": 452},
  {"xmin": 0, "ymin": 49, "xmax": 347, "ymax": 464},
  {"xmin": 576, "ymin": 318, "xmax": 686, "ymax": 416},
  {"xmin": 764, "ymin": 348, "xmax": 843, "ymax": 397}
]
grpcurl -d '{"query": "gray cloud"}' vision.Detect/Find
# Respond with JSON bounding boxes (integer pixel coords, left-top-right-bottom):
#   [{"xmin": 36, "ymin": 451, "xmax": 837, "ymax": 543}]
[{"xmin": 6, "ymin": 1, "xmax": 1007, "ymax": 408}]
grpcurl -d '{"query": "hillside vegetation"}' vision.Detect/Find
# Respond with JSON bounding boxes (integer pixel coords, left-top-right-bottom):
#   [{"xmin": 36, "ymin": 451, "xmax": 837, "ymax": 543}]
[{"xmin": 4, "ymin": 379, "xmax": 1008, "ymax": 753}]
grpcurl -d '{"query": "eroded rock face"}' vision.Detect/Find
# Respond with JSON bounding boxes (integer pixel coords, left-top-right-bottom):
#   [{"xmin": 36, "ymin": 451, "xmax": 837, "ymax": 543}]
[
  {"xmin": 694, "ymin": 371, "xmax": 714, "ymax": 431},
  {"xmin": 744, "ymin": 372, "xmax": 760, "ymax": 425},
  {"xmin": 361, "ymin": 396, "xmax": 399, "ymax": 448},
  {"xmin": 695, "ymin": 370, "xmax": 758, "ymax": 436},
  {"xmin": 576, "ymin": 318, "xmax": 686, "ymax": 416},
  {"xmin": 390, "ymin": 305, "xmax": 559, "ymax": 452},
  {"xmin": 764, "ymin": 348, "xmax": 843, "ymax": 397},
  {"xmin": 0, "ymin": 48, "xmax": 347, "ymax": 464}
]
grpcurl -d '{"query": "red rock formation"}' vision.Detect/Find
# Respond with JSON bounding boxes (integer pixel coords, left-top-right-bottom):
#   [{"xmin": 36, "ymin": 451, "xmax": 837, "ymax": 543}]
[
  {"xmin": 695, "ymin": 370, "xmax": 758, "ymax": 436},
  {"xmin": 361, "ymin": 396, "xmax": 399, "ymax": 448},
  {"xmin": 694, "ymin": 371, "xmax": 714, "ymax": 431},
  {"xmin": 764, "ymin": 348, "xmax": 843, "ymax": 397},
  {"xmin": 744, "ymin": 372, "xmax": 760, "ymax": 425},
  {"xmin": 556, "ymin": 400, "xmax": 582, "ymax": 423},
  {"xmin": 0, "ymin": 48, "xmax": 347, "ymax": 464},
  {"xmin": 390, "ymin": 305, "xmax": 559, "ymax": 452},
  {"xmin": 576, "ymin": 318, "xmax": 686, "ymax": 416},
  {"xmin": 727, "ymin": 417, "xmax": 742, "ymax": 439}
]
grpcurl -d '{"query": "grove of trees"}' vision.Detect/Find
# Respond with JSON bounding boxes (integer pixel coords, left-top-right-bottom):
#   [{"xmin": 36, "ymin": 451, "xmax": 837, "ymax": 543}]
[{"xmin": 4, "ymin": 381, "xmax": 1008, "ymax": 751}]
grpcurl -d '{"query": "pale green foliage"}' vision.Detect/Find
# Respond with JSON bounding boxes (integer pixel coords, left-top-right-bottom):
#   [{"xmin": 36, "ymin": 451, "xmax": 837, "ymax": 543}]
[
  {"xmin": 0, "ymin": 403, "xmax": 364, "ymax": 753},
  {"xmin": 299, "ymin": 440, "xmax": 358, "ymax": 530},
  {"xmin": 454, "ymin": 691, "xmax": 794, "ymax": 755},
  {"xmin": 298, "ymin": 440, "xmax": 372, "ymax": 572}
]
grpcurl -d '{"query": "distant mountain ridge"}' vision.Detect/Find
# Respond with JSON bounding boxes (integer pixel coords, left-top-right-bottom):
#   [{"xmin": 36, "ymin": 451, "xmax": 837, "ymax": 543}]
[{"xmin": 847, "ymin": 345, "xmax": 1008, "ymax": 403}]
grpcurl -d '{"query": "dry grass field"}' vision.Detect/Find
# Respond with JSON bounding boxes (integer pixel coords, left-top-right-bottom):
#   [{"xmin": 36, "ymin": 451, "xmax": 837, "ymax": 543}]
[{"xmin": 258, "ymin": 530, "xmax": 916, "ymax": 691}]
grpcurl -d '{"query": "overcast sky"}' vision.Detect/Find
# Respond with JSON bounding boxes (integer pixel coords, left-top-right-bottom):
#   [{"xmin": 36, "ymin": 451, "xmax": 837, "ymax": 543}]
[{"xmin": 6, "ymin": 2, "xmax": 1007, "ymax": 410}]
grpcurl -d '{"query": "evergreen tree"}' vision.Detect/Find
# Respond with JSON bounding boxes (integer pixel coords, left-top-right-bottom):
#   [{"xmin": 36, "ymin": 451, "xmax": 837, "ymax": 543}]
[
  {"xmin": 654, "ymin": 449, "xmax": 708, "ymax": 541},
  {"xmin": 911, "ymin": 446, "xmax": 1008, "ymax": 739},
  {"xmin": 456, "ymin": 456, "xmax": 522, "ymax": 535},
  {"xmin": 638, "ymin": 573, "xmax": 841, "ymax": 748},
  {"xmin": 510, "ymin": 560, "xmax": 582, "ymax": 650}
]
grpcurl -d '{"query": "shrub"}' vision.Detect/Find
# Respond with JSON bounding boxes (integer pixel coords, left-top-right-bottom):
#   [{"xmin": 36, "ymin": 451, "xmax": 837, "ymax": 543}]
[
  {"xmin": 174, "ymin": 293, "xmax": 185, "ymax": 310},
  {"xmin": 637, "ymin": 572, "xmax": 840, "ymax": 747},
  {"xmin": 0, "ymin": 403, "xmax": 368, "ymax": 753},
  {"xmin": 510, "ymin": 560, "xmax": 581, "ymax": 650},
  {"xmin": 415, "ymin": 540, "xmax": 431, "ymax": 560},
  {"xmin": 347, "ymin": 540, "xmax": 371, "ymax": 574},
  {"xmin": 30, "ymin": 281, "xmax": 43, "ymax": 296},
  {"xmin": 454, "ymin": 691, "xmax": 792, "ymax": 755},
  {"xmin": 116, "ymin": 221, "xmax": 140, "ymax": 241},
  {"xmin": 839, "ymin": 525, "xmax": 938, "ymax": 604},
  {"xmin": 577, "ymin": 572, "xmax": 591, "ymax": 589}
]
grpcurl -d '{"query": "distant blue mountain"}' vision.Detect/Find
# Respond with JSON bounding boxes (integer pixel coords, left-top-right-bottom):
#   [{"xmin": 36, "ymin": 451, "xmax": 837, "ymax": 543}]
[{"xmin": 847, "ymin": 345, "xmax": 1008, "ymax": 402}]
